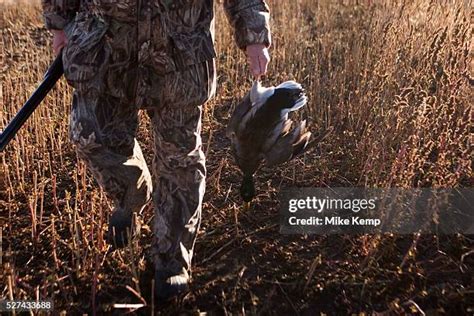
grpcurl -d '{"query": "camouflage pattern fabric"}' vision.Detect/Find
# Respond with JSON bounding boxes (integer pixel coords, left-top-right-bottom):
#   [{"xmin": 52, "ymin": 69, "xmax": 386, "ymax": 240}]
[
  {"xmin": 148, "ymin": 61, "xmax": 214, "ymax": 274},
  {"xmin": 42, "ymin": 0, "xmax": 270, "ymax": 275},
  {"xmin": 42, "ymin": 0, "xmax": 271, "ymax": 52}
]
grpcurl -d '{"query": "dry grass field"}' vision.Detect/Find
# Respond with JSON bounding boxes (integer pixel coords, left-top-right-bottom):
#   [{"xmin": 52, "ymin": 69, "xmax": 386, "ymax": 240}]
[{"xmin": 1, "ymin": 0, "xmax": 473, "ymax": 314}]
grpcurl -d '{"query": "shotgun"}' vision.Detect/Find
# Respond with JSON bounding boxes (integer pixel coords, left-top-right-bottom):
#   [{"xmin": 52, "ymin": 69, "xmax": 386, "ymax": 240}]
[{"xmin": 0, "ymin": 53, "xmax": 64, "ymax": 151}]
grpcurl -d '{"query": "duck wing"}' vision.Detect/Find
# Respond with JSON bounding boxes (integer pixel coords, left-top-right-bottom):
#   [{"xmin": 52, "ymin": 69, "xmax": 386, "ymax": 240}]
[
  {"xmin": 227, "ymin": 82, "xmax": 276, "ymax": 175},
  {"xmin": 264, "ymin": 120, "xmax": 312, "ymax": 167},
  {"xmin": 226, "ymin": 93, "xmax": 252, "ymax": 139}
]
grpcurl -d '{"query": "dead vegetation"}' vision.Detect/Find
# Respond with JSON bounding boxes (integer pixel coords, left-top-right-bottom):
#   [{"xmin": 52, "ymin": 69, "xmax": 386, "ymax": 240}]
[{"xmin": 1, "ymin": 0, "xmax": 473, "ymax": 314}]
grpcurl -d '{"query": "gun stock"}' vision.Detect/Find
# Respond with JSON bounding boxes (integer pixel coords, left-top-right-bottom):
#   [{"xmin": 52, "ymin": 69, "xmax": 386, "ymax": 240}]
[{"xmin": 1, "ymin": 53, "xmax": 64, "ymax": 151}]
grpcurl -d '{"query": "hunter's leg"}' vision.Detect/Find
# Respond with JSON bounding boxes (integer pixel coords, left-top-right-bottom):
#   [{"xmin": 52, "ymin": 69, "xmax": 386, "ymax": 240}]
[
  {"xmin": 70, "ymin": 91, "xmax": 153, "ymax": 248},
  {"xmin": 64, "ymin": 17, "xmax": 152, "ymax": 248},
  {"xmin": 148, "ymin": 60, "xmax": 215, "ymax": 299}
]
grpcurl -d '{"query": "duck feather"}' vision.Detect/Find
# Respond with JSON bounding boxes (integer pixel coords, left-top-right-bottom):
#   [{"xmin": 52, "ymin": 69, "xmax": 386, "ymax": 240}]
[{"xmin": 228, "ymin": 80, "xmax": 311, "ymax": 176}]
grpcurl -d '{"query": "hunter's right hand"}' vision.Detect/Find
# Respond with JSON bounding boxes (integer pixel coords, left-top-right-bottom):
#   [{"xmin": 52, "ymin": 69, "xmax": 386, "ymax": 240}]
[{"xmin": 52, "ymin": 30, "xmax": 67, "ymax": 56}]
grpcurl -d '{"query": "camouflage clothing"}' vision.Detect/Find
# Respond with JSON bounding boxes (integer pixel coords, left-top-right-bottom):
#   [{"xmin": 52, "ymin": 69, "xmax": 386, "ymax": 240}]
[{"xmin": 42, "ymin": 0, "xmax": 271, "ymax": 275}]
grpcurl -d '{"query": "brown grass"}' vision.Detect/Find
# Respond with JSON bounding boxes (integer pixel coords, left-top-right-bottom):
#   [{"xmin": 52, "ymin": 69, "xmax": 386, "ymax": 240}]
[{"xmin": 1, "ymin": 0, "xmax": 473, "ymax": 314}]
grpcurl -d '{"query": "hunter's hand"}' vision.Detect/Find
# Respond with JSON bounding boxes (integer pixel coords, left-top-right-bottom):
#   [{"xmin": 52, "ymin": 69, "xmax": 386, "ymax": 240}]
[
  {"xmin": 246, "ymin": 44, "xmax": 270, "ymax": 80},
  {"xmin": 52, "ymin": 30, "xmax": 68, "ymax": 56}
]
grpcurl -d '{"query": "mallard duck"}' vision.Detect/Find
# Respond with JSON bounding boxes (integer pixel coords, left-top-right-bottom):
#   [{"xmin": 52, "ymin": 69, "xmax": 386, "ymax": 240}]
[{"xmin": 227, "ymin": 80, "xmax": 312, "ymax": 203}]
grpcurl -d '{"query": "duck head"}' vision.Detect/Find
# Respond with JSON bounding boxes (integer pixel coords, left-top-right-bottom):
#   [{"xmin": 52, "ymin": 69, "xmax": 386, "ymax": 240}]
[{"xmin": 240, "ymin": 174, "xmax": 256, "ymax": 202}]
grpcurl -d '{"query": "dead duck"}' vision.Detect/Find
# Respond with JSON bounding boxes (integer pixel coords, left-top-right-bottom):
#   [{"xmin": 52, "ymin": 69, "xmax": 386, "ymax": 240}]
[{"xmin": 227, "ymin": 80, "xmax": 311, "ymax": 204}]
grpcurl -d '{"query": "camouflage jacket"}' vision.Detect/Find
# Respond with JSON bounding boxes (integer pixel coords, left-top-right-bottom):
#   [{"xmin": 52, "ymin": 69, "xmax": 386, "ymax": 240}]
[{"xmin": 42, "ymin": 0, "xmax": 271, "ymax": 71}]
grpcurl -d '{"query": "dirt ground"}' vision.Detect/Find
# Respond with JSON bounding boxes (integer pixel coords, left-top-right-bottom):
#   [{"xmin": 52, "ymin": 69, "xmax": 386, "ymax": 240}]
[{"xmin": 1, "ymin": 0, "xmax": 473, "ymax": 315}]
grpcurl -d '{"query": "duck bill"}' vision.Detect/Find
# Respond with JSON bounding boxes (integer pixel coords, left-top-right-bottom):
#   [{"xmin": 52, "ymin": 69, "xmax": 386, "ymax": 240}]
[{"xmin": 243, "ymin": 201, "xmax": 251, "ymax": 211}]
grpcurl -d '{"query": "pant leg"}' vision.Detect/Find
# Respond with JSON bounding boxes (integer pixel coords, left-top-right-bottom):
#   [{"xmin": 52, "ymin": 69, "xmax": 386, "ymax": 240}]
[
  {"xmin": 149, "ymin": 60, "xmax": 215, "ymax": 275},
  {"xmin": 70, "ymin": 91, "xmax": 153, "ymax": 217},
  {"xmin": 64, "ymin": 15, "xmax": 153, "ymax": 219}
]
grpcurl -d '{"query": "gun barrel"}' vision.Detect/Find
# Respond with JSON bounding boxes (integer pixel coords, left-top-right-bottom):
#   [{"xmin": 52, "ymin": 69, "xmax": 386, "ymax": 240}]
[{"xmin": 0, "ymin": 53, "xmax": 64, "ymax": 151}]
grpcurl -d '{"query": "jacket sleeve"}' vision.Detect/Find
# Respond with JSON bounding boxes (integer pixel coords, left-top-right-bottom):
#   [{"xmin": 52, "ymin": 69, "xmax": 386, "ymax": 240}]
[
  {"xmin": 223, "ymin": 0, "xmax": 271, "ymax": 50},
  {"xmin": 41, "ymin": 0, "xmax": 80, "ymax": 30}
]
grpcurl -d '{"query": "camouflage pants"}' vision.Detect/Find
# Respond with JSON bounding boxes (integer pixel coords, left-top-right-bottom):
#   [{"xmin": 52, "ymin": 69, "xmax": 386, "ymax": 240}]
[{"xmin": 64, "ymin": 15, "xmax": 215, "ymax": 275}]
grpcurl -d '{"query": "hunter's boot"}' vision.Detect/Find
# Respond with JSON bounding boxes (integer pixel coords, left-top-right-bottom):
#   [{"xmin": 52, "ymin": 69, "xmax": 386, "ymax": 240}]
[{"xmin": 107, "ymin": 207, "xmax": 134, "ymax": 248}]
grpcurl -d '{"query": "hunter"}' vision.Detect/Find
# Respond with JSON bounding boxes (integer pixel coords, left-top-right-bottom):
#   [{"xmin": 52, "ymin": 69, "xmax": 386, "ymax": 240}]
[{"xmin": 42, "ymin": 0, "xmax": 271, "ymax": 301}]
